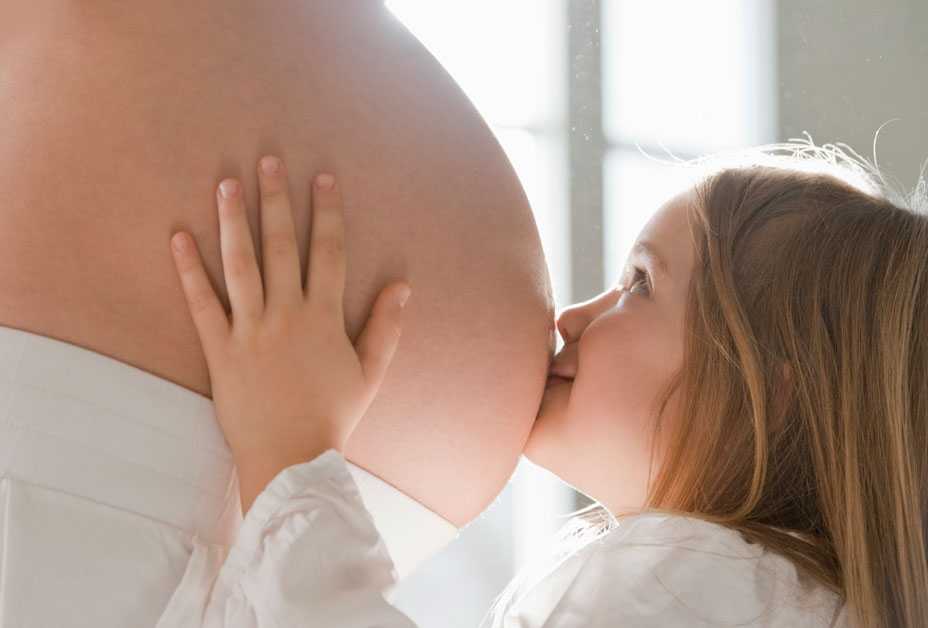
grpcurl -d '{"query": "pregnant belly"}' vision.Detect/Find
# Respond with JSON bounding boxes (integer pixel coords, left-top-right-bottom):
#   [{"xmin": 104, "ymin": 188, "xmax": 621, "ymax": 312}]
[{"xmin": 0, "ymin": 1, "xmax": 554, "ymax": 526}]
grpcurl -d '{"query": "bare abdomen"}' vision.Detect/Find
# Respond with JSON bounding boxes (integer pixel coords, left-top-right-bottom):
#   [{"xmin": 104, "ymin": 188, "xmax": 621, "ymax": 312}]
[{"xmin": 0, "ymin": 1, "xmax": 554, "ymax": 525}]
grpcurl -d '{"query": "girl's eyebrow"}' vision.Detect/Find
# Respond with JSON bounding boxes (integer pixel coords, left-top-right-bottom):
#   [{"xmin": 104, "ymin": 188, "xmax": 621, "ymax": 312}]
[{"xmin": 633, "ymin": 241, "xmax": 671, "ymax": 279}]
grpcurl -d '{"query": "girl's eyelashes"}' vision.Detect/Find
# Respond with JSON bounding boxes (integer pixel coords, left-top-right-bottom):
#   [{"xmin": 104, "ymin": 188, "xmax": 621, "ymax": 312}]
[
  {"xmin": 625, "ymin": 266, "xmax": 650, "ymax": 295},
  {"xmin": 614, "ymin": 263, "xmax": 651, "ymax": 298}
]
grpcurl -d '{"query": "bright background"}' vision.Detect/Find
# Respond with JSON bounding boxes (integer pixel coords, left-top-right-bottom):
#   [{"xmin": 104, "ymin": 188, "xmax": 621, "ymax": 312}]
[{"xmin": 379, "ymin": 1, "xmax": 927, "ymax": 626}]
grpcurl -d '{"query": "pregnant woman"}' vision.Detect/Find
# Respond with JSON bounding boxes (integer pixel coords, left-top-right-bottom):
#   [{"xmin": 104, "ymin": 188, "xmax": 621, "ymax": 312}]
[{"xmin": 0, "ymin": 2, "xmax": 553, "ymax": 625}]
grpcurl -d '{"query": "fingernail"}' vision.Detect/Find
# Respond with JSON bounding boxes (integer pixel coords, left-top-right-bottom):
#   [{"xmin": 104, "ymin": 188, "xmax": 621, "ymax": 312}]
[
  {"xmin": 219, "ymin": 179, "xmax": 239, "ymax": 199},
  {"xmin": 316, "ymin": 173, "xmax": 335, "ymax": 190},
  {"xmin": 398, "ymin": 286, "xmax": 411, "ymax": 308},
  {"xmin": 261, "ymin": 155, "xmax": 280, "ymax": 175},
  {"xmin": 172, "ymin": 233, "xmax": 189, "ymax": 253}
]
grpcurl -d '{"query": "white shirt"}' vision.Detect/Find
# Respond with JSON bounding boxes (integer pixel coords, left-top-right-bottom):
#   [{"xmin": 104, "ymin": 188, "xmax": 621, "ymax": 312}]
[
  {"xmin": 157, "ymin": 449, "xmax": 850, "ymax": 627},
  {"xmin": 0, "ymin": 324, "xmax": 850, "ymax": 627}
]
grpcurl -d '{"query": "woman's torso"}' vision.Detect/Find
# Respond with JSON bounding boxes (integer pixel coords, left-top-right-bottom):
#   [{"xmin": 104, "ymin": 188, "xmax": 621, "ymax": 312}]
[{"xmin": 0, "ymin": 0, "xmax": 555, "ymax": 526}]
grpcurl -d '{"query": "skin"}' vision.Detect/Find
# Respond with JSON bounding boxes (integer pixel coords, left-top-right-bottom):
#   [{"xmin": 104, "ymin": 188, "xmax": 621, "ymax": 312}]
[
  {"xmin": 527, "ymin": 188, "xmax": 697, "ymax": 516},
  {"xmin": 0, "ymin": 1, "xmax": 554, "ymax": 526},
  {"xmin": 171, "ymin": 163, "xmax": 411, "ymax": 515}
]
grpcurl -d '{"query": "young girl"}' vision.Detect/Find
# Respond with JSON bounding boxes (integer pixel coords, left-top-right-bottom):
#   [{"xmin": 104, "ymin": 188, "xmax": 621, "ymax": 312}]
[{"xmin": 162, "ymin": 140, "xmax": 927, "ymax": 627}]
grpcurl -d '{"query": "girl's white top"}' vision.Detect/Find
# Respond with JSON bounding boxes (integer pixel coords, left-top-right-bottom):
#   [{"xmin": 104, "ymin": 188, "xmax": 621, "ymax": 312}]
[
  {"xmin": 0, "ymin": 324, "xmax": 849, "ymax": 627},
  {"xmin": 162, "ymin": 448, "xmax": 851, "ymax": 627}
]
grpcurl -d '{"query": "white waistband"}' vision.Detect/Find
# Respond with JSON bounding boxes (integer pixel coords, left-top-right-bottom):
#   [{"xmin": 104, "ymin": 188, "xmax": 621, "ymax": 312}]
[
  {"xmin": 0, "ymin": 324, "xmax": 457, "ymax": 576},
  {"xmin": 345, "ymin": 461, "xmax": 458, "ymax": 580},
  {"xmin": 0, "ymin": 324, "xmax": 240, "ymax": 545}
]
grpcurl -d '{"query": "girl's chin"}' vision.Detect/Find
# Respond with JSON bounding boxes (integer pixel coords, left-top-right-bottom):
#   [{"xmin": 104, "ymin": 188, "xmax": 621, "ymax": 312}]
[
  {"xmin": 524, "ymin": 378, "xmax": 573, "ymax": 461},
  {"xmin": 535, "ymin": 380, "xmax": 571, "ymax": 420}
]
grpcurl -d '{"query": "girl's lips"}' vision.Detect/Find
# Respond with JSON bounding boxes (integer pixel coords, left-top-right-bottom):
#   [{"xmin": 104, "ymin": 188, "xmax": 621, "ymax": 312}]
[{"xmin": 545, "ymin": 374, "xmax": 573, "ymax": 388}]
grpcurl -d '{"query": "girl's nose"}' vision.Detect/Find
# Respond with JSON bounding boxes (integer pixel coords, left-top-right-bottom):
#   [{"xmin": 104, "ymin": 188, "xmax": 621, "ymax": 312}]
[{"xmin": 555, "ymin": 287, "xmax": 622, "ymax": 344}]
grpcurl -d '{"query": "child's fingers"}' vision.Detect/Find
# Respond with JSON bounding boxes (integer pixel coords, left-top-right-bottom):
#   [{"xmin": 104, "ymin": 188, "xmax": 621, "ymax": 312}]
[
  {"xmin": 171, "ymin": 231, "xmax": 231, "ymax": 353},
  {"xmin": 217, "ymin": 178, "xmax": 265, "ymax": 326},
  {"xmin": 355, "ymin": 282, "xmax": 411, "ymax": 404},
  {"xmin": 257, "ymin": 156, "xmax": 302, "ymax": 310},
  {"xmin": 306, "ymin": 173, "xmax": 346, "ymax": 320}
]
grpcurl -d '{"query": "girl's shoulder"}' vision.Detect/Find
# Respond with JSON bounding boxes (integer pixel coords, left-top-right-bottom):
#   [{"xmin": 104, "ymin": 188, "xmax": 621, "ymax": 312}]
[
  {"xmin": 497, "ymin": 512, "xmax": 848, "ymax": 628},
  {"xmin": 597, "ymin": 511, "xmax": 764, "ymax": 555}
]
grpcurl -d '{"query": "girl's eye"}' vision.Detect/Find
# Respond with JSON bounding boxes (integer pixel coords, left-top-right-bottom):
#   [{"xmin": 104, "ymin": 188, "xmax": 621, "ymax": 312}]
[{"xmin": 625, "ymin": 267, "xmax": 650, "ymax": 295}]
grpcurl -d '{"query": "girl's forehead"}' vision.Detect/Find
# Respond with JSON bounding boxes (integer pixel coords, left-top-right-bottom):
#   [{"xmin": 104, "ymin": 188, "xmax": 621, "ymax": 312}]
[{"xmin": 637, "ymin": 189, "xmax": 697, "ymax": 270}]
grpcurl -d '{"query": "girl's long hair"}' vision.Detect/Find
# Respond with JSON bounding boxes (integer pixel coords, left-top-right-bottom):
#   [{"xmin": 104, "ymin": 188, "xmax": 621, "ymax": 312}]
[{"xmin": 484, "ymin": 136, "xmax": 928, "ymax": 627}]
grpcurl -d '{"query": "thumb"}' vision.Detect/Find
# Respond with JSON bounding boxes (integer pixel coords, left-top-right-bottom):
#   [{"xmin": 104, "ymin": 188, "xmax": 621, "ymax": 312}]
[{"xmin": 355, "ymin": 282, "xmax": 411, "ymax": 399}]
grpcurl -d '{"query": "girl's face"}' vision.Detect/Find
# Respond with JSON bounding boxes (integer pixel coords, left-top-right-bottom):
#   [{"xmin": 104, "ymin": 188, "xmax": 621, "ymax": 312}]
[{"xmin": 524, "ymin": 187, "xmax": 697, "ymax": 515}]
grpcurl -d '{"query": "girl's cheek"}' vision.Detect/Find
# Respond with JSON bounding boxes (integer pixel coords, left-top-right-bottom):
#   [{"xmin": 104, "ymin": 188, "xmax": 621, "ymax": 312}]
[{"xmin": 578, "ymin": 330, "xmax": 667, "ymax": 425}]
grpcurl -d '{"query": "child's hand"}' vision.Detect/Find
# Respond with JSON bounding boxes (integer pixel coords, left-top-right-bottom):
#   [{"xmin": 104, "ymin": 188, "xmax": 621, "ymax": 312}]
[{"xmin": 169, "ymin": 156, "xmax": 411, "ymax": 514}]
